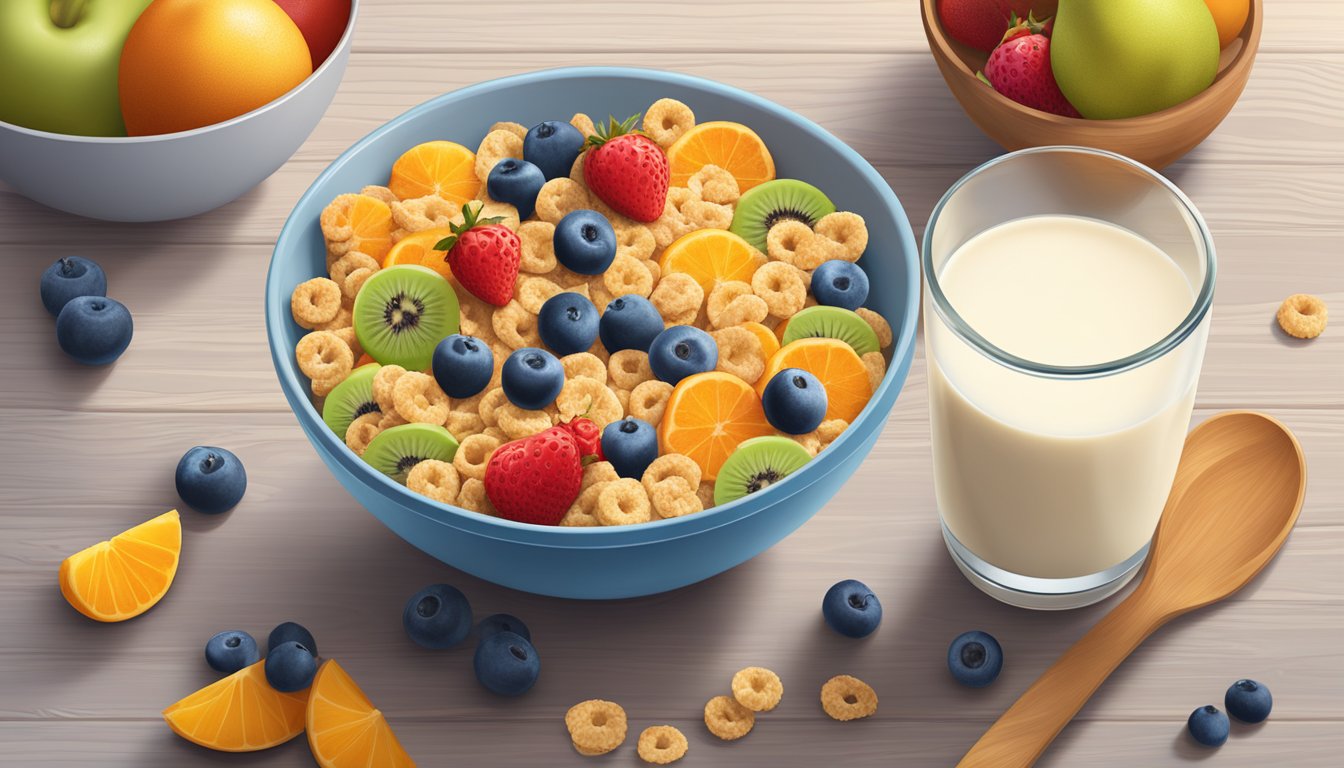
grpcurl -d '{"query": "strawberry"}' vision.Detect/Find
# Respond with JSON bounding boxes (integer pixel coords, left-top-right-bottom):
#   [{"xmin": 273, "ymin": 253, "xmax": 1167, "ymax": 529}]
[
  {"xmin": 484, "ymin": 425, "xmax": 583, "ymax": 526},
  {"xmin": 557, "ymin": 417, "xmax": 603, "ymax": 462},
  {"xmin": 977, "ymin": 13, "xmax": 1081, "ymax": 118},
  {"xmin": 582, "ymin": 114, "xmax": 669, "ymax": 223},
  {"xmin": 937, "ymin": 0, "xmax": 1056, "ymax": 53},
  {"xmin": 434, "ymin": 202, "xmax": 520, "ymax": 306}
]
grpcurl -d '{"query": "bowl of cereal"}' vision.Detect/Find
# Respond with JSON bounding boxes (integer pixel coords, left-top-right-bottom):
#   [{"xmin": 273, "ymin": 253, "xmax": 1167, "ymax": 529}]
[{"xmin": 266, "ymin": 67, "xmax": 918, "ymax": 598}]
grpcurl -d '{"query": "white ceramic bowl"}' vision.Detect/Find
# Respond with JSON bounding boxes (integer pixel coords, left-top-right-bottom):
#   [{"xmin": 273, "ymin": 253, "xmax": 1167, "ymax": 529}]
[{"xmin": 0, "ymin": 0, "xmax": 359, "ymax": 222}]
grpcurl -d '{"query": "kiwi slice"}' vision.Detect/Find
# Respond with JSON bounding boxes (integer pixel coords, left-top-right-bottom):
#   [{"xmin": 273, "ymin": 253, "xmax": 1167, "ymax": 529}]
[
  {"xmin": 782, "ymin": 306, "xmax": 880, "ymax": 356},
  {"xmin": 322, "ymin": 363, "xmax": 382, "ymax": 440},
  {"xmin": 714, "ymin": 435, "xmax": 814, "ymax": 506},
  {"xmin": 729, "ymin": 179, "xmax": 836, "ymax": 251},
  {"xmin": 353, "ymin": 265, "xmax": 459, "ymax": 371},
  {"xmin": 362, "ymin": 423, "xmax": 460, "ymax": 485}
]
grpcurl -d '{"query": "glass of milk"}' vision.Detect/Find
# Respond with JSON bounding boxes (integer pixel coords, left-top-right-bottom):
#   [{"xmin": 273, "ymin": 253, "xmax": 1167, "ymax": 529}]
[{"xmin": 923, "ymin": 147, "xmax": 1216, "ymax": 610}]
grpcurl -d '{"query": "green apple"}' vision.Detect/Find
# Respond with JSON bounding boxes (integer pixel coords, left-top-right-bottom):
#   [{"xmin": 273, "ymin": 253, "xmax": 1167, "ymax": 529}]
[
  {"xmin": 0, "ymin": 0, "xmax": 154, "ymax": 136},
  {"xmin": 1051, "ymin": 0, "xmax": 1220, "ymax": 120}
]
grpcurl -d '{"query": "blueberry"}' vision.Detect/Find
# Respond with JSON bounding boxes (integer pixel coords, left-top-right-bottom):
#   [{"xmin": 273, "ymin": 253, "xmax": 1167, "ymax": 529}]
[
  {"xmin": 40, "ymin": 256, "xmax": 107, "ymax": 317},
  {"xmin": 599, "ymin": 295, "xmax": 664, "ymax": 353},
  {"xmin": 947, "ymin": 630, "xmax": 1003, "ymax": 687},
  {"xmin": 55, "ymin": 295, "xmax": 132, "ymax": 365},
  {"xmin": 1225, "ymin": 679, "xmax": 1272, "ymax": 723},
  {"xmin": 403, "ymin": 583, "xmax": 473, "ymax": 650},
  {"xmin": 477, "ymin": 613, "xmax": 531, "ymax": 642},
  {"xmin": 265, "ymin": 641, "xmax": 317, "ymax": 692},
  {"xmin": 554, "ymin": 210, "xmax": 616, "ymax": 275},
  {"xmin": 1187, "ymin": 705, "xmax": 1230, "ymax": 747},
  {"xmin": 537, "ymin": 292, "xmax": 599, "ymax": 356},
  {"xmin": 648, "ymin": 325, "xmax": 718, "ymax": 385},
  {"xmin": 762, "ymin": 368, "xmax": 828, "ymax": 435},
  {"xmin": 501, "ymin": 347, "xmax": 564, "ymax": 410},
  {"xmin": 473, "ymin": 631, "xmax": 540, "ymax": 696},
  {"xmin": 523, "ymin": 120, "xmax": 586, "ymax": 181},
  {"xmin": 822, "ymin": 579, "xmax": 882, "ymax": 639},
  {"xmin": 204, "ymin": 630, "xmax": 260, "ymax": 674},
  {"xmin": 432, "ymin": 334, "xmax": 494, "ymax": 398},
  {"xmin": 486, "ymin": 158, "xmax": 546, "ymax": 220},
  {"xmin": 601, "ymin": 418, "xmax": 659, "ymax": 479},
  {"xmin": 811, "ymin": 260, "xmax": 870, "ymax": 311},
  {"xmin": 268, "ymin": 621, "xmax": 318, "ymax": 657},
  {"xmin": 175, "ymin": 446, "xmax": 247, "ymax": 514}
]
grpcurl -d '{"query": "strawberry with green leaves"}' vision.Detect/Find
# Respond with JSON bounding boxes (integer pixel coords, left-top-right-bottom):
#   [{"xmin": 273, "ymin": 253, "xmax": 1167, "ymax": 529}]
[
  {"xmin": 434, "ymin": 202, "xmax": 520, "ymax": 306},
  {"xmin": 582, "ymin": 114, "xmax": 669, "ymax": 223}
]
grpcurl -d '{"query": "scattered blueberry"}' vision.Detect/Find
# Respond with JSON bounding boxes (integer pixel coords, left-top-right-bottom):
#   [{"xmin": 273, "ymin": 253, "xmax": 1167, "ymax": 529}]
[
  {"xmin": 477, "ymin": 613, "xmax": 531, "ymax": 643},
  {"xmin": 501, "ymin": 347, "xmax": 564, "ymax": 410},
  {"xmin": 432, "ymin": 334, "xmax": 495, "ymax": 398},
  {"xmin": 205, "ymin": 630, "xmax": 260, "ymax": 674},
  {"xmin": 523, "ymin": 120, "xmax": 586, "ymax": 180},
  {"xmin": 40, "ymin": 256, "xmax": 107, "ymax": 317},
  {"xmin": 811, "ymin": 260, "xmax": 870, "ymax": 311},
  {"xmin": 268, "ymin": 621, "xmax": 318, "ymax": 657},
  {"xmin": 486, "ymin": 158, "xmax": 546, "ymax": 220},
  {"xmin": 55, "ymin": 295, "xmax": 132, "ymax": 365},
  {"xmin": 601, "ymin": 417, "xmax": 659, "ymax": 479},
  {"xmin": 822, "ymin": 579, "xmax": 882, "ymax": 639},
  {"xmin": 1225, "ymin": 679, "xmax": 1272, "ymax": 724},
  {"xmin": 762, "ymin": 368, "xmax": 828, "ymax": 435},
  {"xmin": 403, "ymin": 583, "xmax": 473, "ymax": 650},
  {"xmin": 175, "ymin": 446, "xmax": 247, "ymax": 515},
  {"xmin": 537, "ymin": 292, "xmax": 599, "ymax": 356},
  {"xmin": 947, "ymin": 630, "xmax": 1003, "ymax": 687},
  {"xmin": 554, "ymin": 210, "xmax": 617, "ymax": 275},
  {"xmin": 265, "ymin": 641, "xmax": 317, "ymax": 692},
  {"xmin": 598, "ymin": 295, "xmax": 664, "ymax": 353},
  {"xmin": 648, "ymin": 325, "xmax": 718, "ymax": 385},
  {"xmin": 474, "ymin": 631, "xmax": 540, "ymax": 696},
  {"xmin": 1187, "ymin": 705, "xmax": 1230, "ymax": 747}
]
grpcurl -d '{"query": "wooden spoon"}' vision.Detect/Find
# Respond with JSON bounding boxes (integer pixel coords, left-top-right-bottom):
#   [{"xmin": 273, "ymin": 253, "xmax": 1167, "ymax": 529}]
[{"xmin": 958, "ymin": 411, "xmax": 1306, "ymax": 768}]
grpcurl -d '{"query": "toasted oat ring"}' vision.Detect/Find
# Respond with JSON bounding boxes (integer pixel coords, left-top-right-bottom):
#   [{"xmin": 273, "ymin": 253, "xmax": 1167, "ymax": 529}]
[
  {"xmin": 359, "ymin": 185, "xmax": 398, "ymax": 205},
  {"xmin": 861, "ymin": 351, "xmax": 887, "ymax": 394},
  {"xmin": 561, "ymin": 352, "xmax": 608, "ymax": 384},
  {"xmin": 565, "ymin": 699, "xmax": 627, "ymax": 756},
  {"xmin": 706, "ymin": 281, "xmax": 754, "ymax": 326},
  {"xmin": 452, "ymin": 433, "xmax": 500, "ymax": 482},
  {"xmin": 647, "ymin": 476, "xmax": 703, "ymax": 519},
  {"xmin": 534, "ymin": 178, "xmax": 591, "ymax": 224},
  {"xmin": 570, "ymin": 113, "xmax": 597, "ymax": 139},
  {"xmin": 687, "ymin": 164, "xmax": 741, "ymax": 205},
  {"xmin": 615, "ymin": 223, "xmax": 657, "ymax": 262},
  {"xmin": 315, "ymin": 306, "xmax": 353, "ymax": 332},
  {"xmin": 716, "ymin": 295, "xmax": 769, "ymax": 329},
  {"xmin": 371, "ymin": 364, "xmax": 407, "ymax": 413},
  {"xmin": 489, "ymin": 121, "xmax": 527, "ymax": 139},
  {"xmin": 560, "ymin": 481, "xmax": 608, "ymax": 527},
  {"xmin": 820, "ymin": 675, "xmax": 878, "ymax": 721},
  {"xmin": 703, "ymin": 695, "xmax": 754, "ymax": 741},
  {"xmin": 643, "ymin": 98, "xmax": 696, "ymax": 148},
  {"xmin": 636, "ymin": 725, "xmax": 688, "ymax": 765},
  {"xmin": 516, "ymin": 276, "xmax": 563, "ymax": 315},
  {"xmin": 626, "ymin": 382, "xmax": 672, "ymax": 427},
  {"xmin": 478, "ymin": 387, "xmax": 510, "ymax": 427},
  {"xmin": 393, "ymin": 372, "xmax": 450, "ymax": 424},
  {"xmin": 604, "ymin": 254, "xmax": 654, "ymax": 298},
  {"xmin": 407, "ymin": 460, "xmax": 461, "ymax": 505},
  {"xmin": 814, "ymin": 212, "xmax": 868, "ymax": 261},
  {"xmin": 291, "ymin": 278, "xmax": 342, "ymax": 329},
  {"xmin": 379, "ymin": 411, "xmax": 408, "ymax": 430},
  {"xmin": 1277, "ymin": 293, "xmax": 1328, "ymax": 339},
  {"xmin": 765, "ymin": 220, "xmax": 814, "ymax": 266},
  {"xmin": 794, "ymin": 235, "xmax": 847, "ymax": 271},
  {"xmin": 328, "ymin": 250, "xmax": 380, "ymax": 287},
  {"xmin": 854, "ymin": 308, "xmax": 893, "ymax": 349},
  {"xmin": 475, "ymin": 129, "xmax": 524, "ymax": 181},
  {"xmin": 342, "ymin": 267, "xmax": 375, "ymax": 302},
  {"xmin": 556, "ymin": 377, "xmax": 622, "ymax": 427},
  {"xmin": 697, "ymin": 480, "xmax": 716, "ymax": 510},
  {"xmin": 456, "ymin": 478, "xmax": 497, "ymax": 516},
  {"xmin": 642, "ymin": 453, "xmax": 702, "ymax": 490},
  {"xmin": 344, "ymin": 412, "xmax": 384, "ymax": 456},
  {"xmin": 790, "ymin": 431, "xmax": 822, "ymax": 457},
  {"xmin": 581, "ymin": 461, "xmax": 620, "ymax": 491},
  {"xmin": 711, "ymin": 326, "xmax": 766, "ymax": 384},
  {"xmin": 492, "ymin": 300, "xmax": 542, "ymax": 350},
  {"xmin": 518, "ymin": 220, "xmax": 558, "ymax": 274},
  {"xmin": 319, "ymin": 193, "xmax": 360, "ymax": 243},
  {"xmin": 595, "ymin": 478, "xmax": 653, "ymax": 526},
  {"xmin": 391, "ymin": 194, "xmax": 458, "ymax": 233},
  {"xmin": 296, "ymin": 330, "xmax": 353, "ymax": 383},
  {"xmin": 649, "ymin": 272, "xmax": 704, "ymax": 326},
  {"xmin": 331, "ymin": 326, "xmax": 363, "ymax": 361},
  {"xmin": 497, "ymin": 403, "xmax": 553, "ymax": 440},
  {"xmin": 445, "ymin": 408, "xmax": 485, "ymax": 440},
  {"xmin": 732, "ymin": 666, "xmax": 784, "ymax": 712},
  {"xmin": 816, "ymin": 418, "xmax": 850, "ymax": 447},
  {"xmin": 752, "ymin": 261, "xmax": 808, "ymax": 318},
  {"xmin": 608, "ymin": 349, "xmax": 655, "ymax": 390},
  {"xmin": 476, "ymin": 198, "xmax": 522, "ymax": 232},
  {"xmin": 681, "ymin": 199, "xmax": 734, "ymax": 231}
]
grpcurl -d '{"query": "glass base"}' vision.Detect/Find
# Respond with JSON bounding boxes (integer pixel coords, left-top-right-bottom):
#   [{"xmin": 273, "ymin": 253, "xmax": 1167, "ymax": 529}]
[{"xmin": 941, "ymin": 522, "xmax": 1149, "ymax": 610}]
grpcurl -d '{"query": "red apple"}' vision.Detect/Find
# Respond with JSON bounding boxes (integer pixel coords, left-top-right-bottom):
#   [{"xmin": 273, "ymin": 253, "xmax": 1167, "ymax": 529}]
[{"xmin": 272, "ymin": 0, "xmax": 350, "ymax": 69}]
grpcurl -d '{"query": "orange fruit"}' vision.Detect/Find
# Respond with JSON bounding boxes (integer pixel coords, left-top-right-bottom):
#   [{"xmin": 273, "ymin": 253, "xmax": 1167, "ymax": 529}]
[
  {"xmin": 773, "ymin": 318, "xmax": 790, "ymax": 344},
  {"xmin": 118, "ymin": 0, "xmax": 313, "ymax": 136},
  {"xmin": 307, "ymin": 660, "xmax": 416, "ymax": 768},
  {"xmin": 163, "ymin": 660, "xmax": 308, "ymax": 752},
  {"xmin": 759, "ymin": 339, "xmax": 872, "ymax": 423},
  {"xmin": 59, "ymin": 509, "xmax": 180, "ymax": 622},
  {"xmin": 666, "ymin": 121, "xmax": 776, "ymax": 191},
  {"xmin": 1203, "ymin": 0, "xmax": 1249, "ymax": 48},
  {"xmin": 740, "ymin": 321, "xmax": 781, "ymax": 362},
  {"xmin": 659, "ymin": 229, "xmax": 766, "ymax": 296},
  {"xmin": 388, "ymin": 141, "xmax": 480, "ymax": 204},
  {"xmin": 382, "ymin": 228, "xmax": 455, "ymax": 279},
  {"xmin": 659, "ymin": 372, "xmax": 775, "ymax": 481},
  {"xmin": 334, "ymin": 195, "xmax": 395, "ymax": 263},
  {"xmin": 355, "ymin": 353, "xmax": 376, "ymax": 368}
]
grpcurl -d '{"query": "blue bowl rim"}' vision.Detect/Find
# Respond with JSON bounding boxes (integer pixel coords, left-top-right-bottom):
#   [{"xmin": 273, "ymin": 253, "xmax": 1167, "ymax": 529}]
[{"xmin": 266, "ymin": 65, "xmax": 920, "ymax": 549}]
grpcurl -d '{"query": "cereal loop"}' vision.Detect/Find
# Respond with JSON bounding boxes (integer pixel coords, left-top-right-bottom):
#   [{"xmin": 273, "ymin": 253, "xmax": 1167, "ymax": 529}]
[
  {"xmin": 642, "ymin": 98, "xmax": 696, "ymax": 148},
  {"xmin": 478, "ymin": 387, "xmax": 510, "ymax": 427},
  {"xmin": 711, "ymin": 326, "xmax": 766, "ymax": 384},
  {"xmin": 696, "ymin": 480, "xmax": 716, "ymax": 510},
  {"xmin": 751, "ymin": 261, "xmax": 808, "ymax": 318},
  {"xmin": 794, "ymin": 234, "xmax": 847, "ymax": 270},
  {"xmin": 706, "ymin": 281, "xmax": 753, "ymax": 326},
  {"xmin": 453, "ymin": 433, "xmax": 501, "ymax": 482},
  {"xmin": 1277, "ymin": 293, "xmax": 1328, "ymax": 339},
  {"xmin": 379, "ymin": 411, "xmax": 408, "ymax": 430},
  {"xmin": 291, "ymin": 278, "xmax": 342, "ymax": 329},
  {"xmin": 372, "ymin": 365, "xmax": 407, "ymax": 413},
  {"xmin": 581, "ymin": 461, "xmax": 620, "ymax": 491},
  {"xmin": 489, "ymin": 121, "xmax": 527, "ymax": 139},
  {"xmin": 861, "ymin": 351, "xmax": 887, "ymax": 393},
  {"xmin": 681, "ymin": 199, "xmax": 734, "ymax": 231},
  {"xmin": 570, "ymin": 113, "xmax": 597, "ymax": 139},
  {"xmin": 686, "ymin": 164, "xmax": 741, "ymax": 205},
  {"xmin": 497, "ymin": 403, "xmax": 553, "ymax": 440},
  {"xmin": 516, "ymin": 276, "xmax": 563, "ymax": 315},
  {"xmin": 816, "ymin": 418, "xmax": 850, "ymax": 446},
  {"xmin": 407, "ymin": 460, "xmax": 461, "ymax": 505},
  {"xmin": 328, "ymin": 251, "xmax": 380, "ymax": 287},
  {"xmin": 703, "ymin": 695, "xmax": 754, "ymax": 741},
  {"xmin": 732, "ymin": 666, "xmax": 784, "ymax": 712},
  {"xmin": 518, "ymin": 221, "xmax": 558, "ymax": 274},
  {"xmin": 560, "ymin": 482, "xmax": 608, "ymax": 527},
  {"xmin": 315, "ymin": 306, "xmax": 353, "ymax": 332},
  {"xmin": 637, "ymin": 725, "xmax": 689, "ymax": 765},
  {"xmin": 616, "ymin": 224, "xmax": 657, "ymax": 262},
  {"xmin": 649, "ymin": 272, "xmax": 704, "ymax": 326},
  {"xmin": 855, "ymin": 308, "xmax": 894, "ymax": 348},
  {"xmin": 642, "ymin": 453, "xmax": 702, "ymax": 489},
  {"xmin": 608, "ymin": 349, "xmax": 655, "ymax": 390},
  {"xmin": 391, "ymin": 194, "xmax": 459, "ymax": 233},
  {"xmin": 565, "ymin": 699, "xmax": 627, "ymax": 756},
  {"xmin": 331, "ymin": 326, "xmax": 363, "ymax": 361},
  {"xmin": 556, "ymin": 377, "xmax": 622, "ymax": 427},
  {"xmin": 603, "ymin": 254, "xmax": 655, "ymax": 298},
  {"xmin": 344, "ymin": 412, "xmax": 383, "ymax": 456},
  {"xmin": 820, "ymin": 675, "xmax": 878, "ymax": 721},
  {"xmin": 596, "ymin": 478, "xmax": 653, "ymax": 526},
  {"xmin": 296, "ymin": 331, "xmax": 353, "ymax": 383},
  {"xmin": 342, "ymin": 267, "xmax": 375, "ymax": 301},
  {"xmin": 629, "ymin": 380, "xmax": 674, "ymax": 426},
  {"xmin": 814, "ymin": 212, "xmax": 868, "ymax": 261},
  {"xmin": 393, "ymin": 372, "xmax": 450, "ymax": 424},
  {"xmin": 359, "ymin": 185, "xmax": 398, "ymax": 205},
  {"xmin": 445, "ymin": 407, "xmax": 486, "ymax": 439},
  {"xmin": 475, "ymin": 129, "xmax": 524, "ymax": 181},
  {"xmin": 535, "ymin": 178, "xmax": 590, "ymax": 224},
  {"xmin": 561, "ymin": 352, "xmax": 608, "ymax": 384},
  {"xmin": 716, "ymin": 295, "xmax": 769, "ymax": 329},
  {"xmin": 765, "ymin": 220, "xmax": 814, "ymax": 267},
  {"xmin": 492, "ymin": 300, "xmax": 542, "ymax": 350},
  {"xmin": 457, "ymin": 478, "xmax": 497, "ymax": 516}
]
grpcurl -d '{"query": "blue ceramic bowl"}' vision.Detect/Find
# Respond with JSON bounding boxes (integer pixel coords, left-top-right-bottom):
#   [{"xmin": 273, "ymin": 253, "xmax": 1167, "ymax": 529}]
[{"xmin": 266, "ymin": 67, "xmax": 919, "ymax": 599}]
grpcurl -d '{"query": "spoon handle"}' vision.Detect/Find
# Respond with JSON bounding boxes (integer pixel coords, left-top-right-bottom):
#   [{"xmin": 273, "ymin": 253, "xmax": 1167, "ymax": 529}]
[{"xmin": 957, "ymin": 590, "xmax": 1167, "ymax": 768}]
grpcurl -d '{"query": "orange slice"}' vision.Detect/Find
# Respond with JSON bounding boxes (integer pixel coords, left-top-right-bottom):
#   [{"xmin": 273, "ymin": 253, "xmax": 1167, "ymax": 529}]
[
  {"xmin": 163, "ymin": 660, "xmax": 308, "ymax": 752},
  {"xmin": 740, "ymin": 321, "xmax": 781, "ymax": 364},
  {"xmin": 659, "ymin": 372, "xmax": 775, "ymax": 481},
  {"xmin": 307, "ymin": 660, "xmax": 416, "ymax": 768},
  {"xmin": 382, "ymin": 228, "xmax": 455, "ymax": 279},
  {"xmin": 759, "ymin": 339, "xmax": 872, "ymax": 423},
  {"xmin": 666, "ymin": 121, "xmax": 776, "ymax": 191},
  {"xmin": 334, "ymin": 194, "xmax": 394, "ymax": 263},
  {"xmin": 659, "ymin": 229, "xmax": 766, "ymax": 296},
  {"xmin": 59, "ymin": 509, "xmax": 180, "ymax": 622},
  {"xmin": 388, "ymin": 140, "xmax": 480, "ymax": 205}
]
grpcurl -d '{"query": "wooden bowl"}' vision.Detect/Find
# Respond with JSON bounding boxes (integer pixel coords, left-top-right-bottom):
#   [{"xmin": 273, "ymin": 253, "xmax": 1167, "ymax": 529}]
[{"xmin": 921, "ymin": 0, "xmax": 1262, "ymax": 169}]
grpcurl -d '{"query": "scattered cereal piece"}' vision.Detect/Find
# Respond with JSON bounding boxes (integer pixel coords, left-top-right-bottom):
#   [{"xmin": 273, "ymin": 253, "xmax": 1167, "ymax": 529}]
[
  {"xmin": 482, "ymin": 426, "xmax": 507, "ymax": 442},
  {"xmin": 391, "ymin": 194, "xmax": 459, "ymax": 233},
  {"xmin": 682, "ymin": 199, "xmax": 734, "ymax": 231},
  {"xmin": 687, "ymin": 164, "xmax": 741, "ymax": 205},
  {"xmin": 636, "ymin": 725, "xmax": 689, "ymax": 765},
  {"xmin": 475, "ymin": 129, "xmax": 524, "ymax": 181},
  {"xmin": 703, "ymin": 695, "xmax": 755, "ymax": 741},
  {"xmin": 793, "ymin": 235, "xmax": 847, "ymax": 271},
  {"xmin": 556, "ymin": 377, "xmax": 623, "ymax": 428},
  {"xmin": 595, "ymin": 478, "xmax": 653, "ymax": 526},
  {"xmin": 516, "ymin": 276, "xmax": 564, "ymax": 315},
  {"xmin": 615, "ymin": 223, "xmax": 657, "ymax": 262},
  {"xmin": 820, "ymin": 675, "xmax": 878, "ymax": 721},
  {"xmin": 732, "ymin": 666, "xmax": 784, "ymax": 712},
  {"xmin": 581, "ymin": 461, "xmax": 620, "ymax": 490},
  {"xmin": 1277, "ymin": 293, "xmax": 1328, "ymax": 339},
  {"xmin": 492, "ymin": 300, "xmax": 543, "ymax": 350},
  {"xmin": 752, "ymin": 261, "xmax": 808, "ymax": 319},
  {"xmin": 608, "ymin": 349, "xmax": 655, "ymax": 390},
  {"xmin": 489, "ymin": 121, "xmax": 528, "ymax": 139},
  {"xmin": 649, "ymin": 272, "xmax": 705, "ymax": 326},
  {"xmin": 642, "ymin": 454, "xmax": 704, "ymax": 519},
  {"xmin": 315, "ymin": 306, "xmax": 353, "ymax": 332},
  {"xmin": 707, "ymin": 281, "xmax": 753, "ymax": 326},
  {"xmin": 453, "ymin": 433, "xmax": 500, "ymax": 482},
  {"xmin": 341, "ymin": 267, "xmax": 375, "ymax": 301},
  {"xmin": 855, "ymin": 308, "xmax": 893, "ymax": 349},
  {"xmin": 712, "ymin": 326, "xmax": 766, "ymax": 384},
  {"xmin": 393, "ymin": 372, "xmax": 450, "ymax": 424},
  {"xmin": 328, "ymin": 251, "xmax": 380, "ymax": 288},
  {"xmin": 642, "ymin": 98, "xmax": 696, "ymax": 148},
  {"xmin": 642, "ymin": 258, "xmax": 662, "ymax": 285},
  {"xmin": 407, "ymin": 460, "xmax": 461, "ymax": 505},
  {"xmin": 715, "ymin": 295, "xmax": 769, "ymax": 329},
  {"xmin": 816, "ymin": 419, "xmax": 849, "ymax": 446},
  {"xmin": 372, "ymin": 364, "xmax": 407, "ymax": 413},
  {"xmin": 814, "ymin": 212, "xmax": 868, "ymax": 261},
  {"xmin": 629, "ymin": 380, "xmax": 674, "ymax": 426},
  {"xmin": 861, "ymin": 352, "xmax": 887, "ymax": 393},
  {"xmin": 478, "ymin": 387, "xmax": 510, "ymax": 427},
  {"xmin": 497, "ymin": 403, "xmax": 553, "ymax": 440},
  {"xmin": 518, "ymin": 221, "xmax": 559, "ymax": 274},
  {"xmin": 561, "ymin": 352, "xmax": 608, "ymax": 384},
  {"xmin": 570, "ymin": 113, "xmax": 597, "ymax": 139},
  {"xmin": 297, "ymin": 331, "xmax": 354, "ymax": 383},
  {"xmin": 566, "ymin": 699, "xmax": 627, "ymax": 756},
  {"xmin": 766, "ymin": 220, "xmax": 814, "ymax": 266},
  {"xmin": 291, "ymin": 277, "xmax": 342, "ymax": 329},
  {"xmin": 457, "ymin": 477, "xmax": 497, "ymax": 516},
  {"xmin": 535, "ymin": 178, "xmax": 591, "ymax": 224},
  {"xmin": 331, "ymin": 326, "xmax": 363, "ymax": 361},
  {"xmin": 604, "ymin": 254, "xmax": 654, "ymax": 298},
  {"xmin": 345, "ymin": 412, "xmax": 383, "ymax": 456}
]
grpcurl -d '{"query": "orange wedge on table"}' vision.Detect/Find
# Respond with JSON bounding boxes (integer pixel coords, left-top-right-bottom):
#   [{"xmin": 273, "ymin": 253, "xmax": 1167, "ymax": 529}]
[
  {"xmin": 659, "ymin": 371, "xmax": 775, "ymax": 481},
  {"xmin": 382, "ymin": 227, "xmax": 455, "ymax": 279},
  {"xmin": 388, "ymin": 140, "xmax": 480, "ymax": 205},
  {"xmin": 759, "ymin": 339, "xmax": 872, "ymax": 423},
  {"xmin": 307, "ymin": 660, "xmax": 416, "ymax": 768},
  {"xmin": 659, "ymin": 229, "xmax": 766, "ymax": 296},
  {"xmin": 59, "ymin": 509, "xmax": 180, "ymax": 622},
  {"xmin": 163, "ymin": 660, "xmax": 308, "ymax": 752},
  {"xmin": 666, "ymin": 121, "xmax": 776, "ymax": 191}
]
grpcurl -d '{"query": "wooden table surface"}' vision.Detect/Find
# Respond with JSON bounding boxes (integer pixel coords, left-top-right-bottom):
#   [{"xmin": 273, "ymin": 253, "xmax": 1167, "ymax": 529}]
[{"xmin": 2, "ymin": 1, "xmax": 1341, "ymax": 765}]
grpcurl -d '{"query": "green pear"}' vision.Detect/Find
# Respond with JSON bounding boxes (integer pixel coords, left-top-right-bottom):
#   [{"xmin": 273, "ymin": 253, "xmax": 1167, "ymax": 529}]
[{"xmin": 1050, "ymin": 0, "xmax": 1221, "ymax": 120}]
